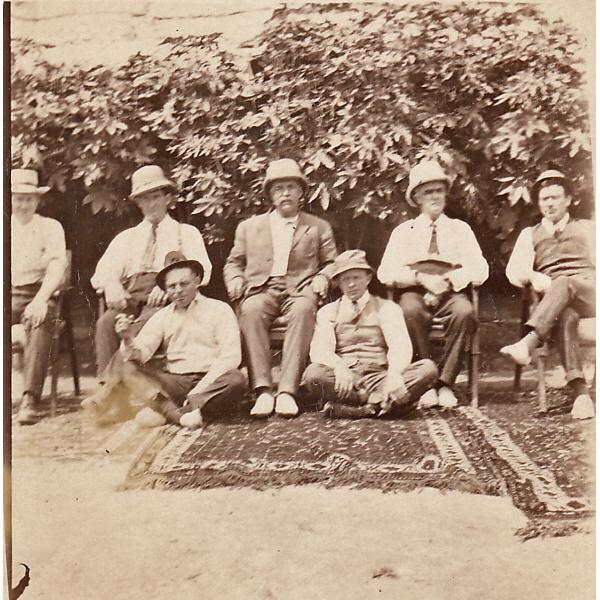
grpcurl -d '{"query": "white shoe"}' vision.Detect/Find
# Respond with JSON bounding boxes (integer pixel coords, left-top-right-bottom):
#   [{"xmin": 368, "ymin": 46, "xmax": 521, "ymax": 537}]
[
  {"xmin": 275, "ymin": 393, "xmax": 299, "ymax": 418},
  {"xmin": 250, "ymin": 392, "xmax": 275, "ymax": 418},
  {"xmin": 438, "ymin": 386, "xmax": 458, "ymax": 408},
  {"xmin": 571, "ymin": 395, "xmax": 595, "ymax": 420},
  {"xmin": 500, "ymin": 340, "xmax": 532, "ymax": 366},
  {"xmin": 180, "ymin": 409, "xmax": 204, "ymax": 429},
  {"xmin": 418, "ymin": 389, "xmax": 439, "ymax": 409},
  {"xmin": 134, "ymin": 407, "xmax": 167, "ymax": 428}
]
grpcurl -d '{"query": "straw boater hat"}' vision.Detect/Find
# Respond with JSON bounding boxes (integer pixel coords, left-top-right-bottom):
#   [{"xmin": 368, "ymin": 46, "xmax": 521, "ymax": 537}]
[
  {"xmin": 405, "ymin": 160, "xmax": 451, "ymax": 207},
  {"xmin": 262, "ymin": 159, "xmax": 309, "ymax": 198},
  {"xmin": 532, "ymin": 169, "xmax": 569, "ymax": 200},
  {"xmin": 156, "ymin": 251, "xmax": 204, "ymax": 291},
  {"xmin": 331, "ymin": 249, "xmax": 374, "ymax": 280},
  {"xmin": 11, "ymin": 169, "xmax": 50, "ymax": 195},
  {"xmin": 130, "ymin": 165, "xmax": 176, "ymax": 199}
]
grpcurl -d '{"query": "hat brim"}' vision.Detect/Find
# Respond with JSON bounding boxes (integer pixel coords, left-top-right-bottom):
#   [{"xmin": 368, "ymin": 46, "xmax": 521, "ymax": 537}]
[
  {"xmin": 331, "ymin": 264, "xmax": 373, "ymax": 281},
  {"xmin": 130, "ymin": 180, "xmax": 176, "ymax": 199},
  {"xmin": 263, "ymin": 177, "xmax": 309, "ymax": 198},
  {"xmin": 12, "ymin": 185, "xmax": 50, "ymax": 195},
  {"xmin": 405, "ymin": 178, "xmax": 450, "ymax": 207},
  {"xmin": 156, "ymin": 260, "xmax": 204, "ymax": 290}
]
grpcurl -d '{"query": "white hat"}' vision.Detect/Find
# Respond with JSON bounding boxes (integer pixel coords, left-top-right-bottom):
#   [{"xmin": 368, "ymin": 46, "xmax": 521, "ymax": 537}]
[
  {"xmin": 262, "ymin": 159, "xmax": 309, "ymax": 197},
  {"xmin": 11, "ymin": 169, "xmax": 50, "ymax": 195},
  {"xmin": 405, "ymin": 160, "xmax": 451, "ymax": 207},
  {"xmin": 130, "ymin": 165, "xmax": 176, "ymax": 198}
]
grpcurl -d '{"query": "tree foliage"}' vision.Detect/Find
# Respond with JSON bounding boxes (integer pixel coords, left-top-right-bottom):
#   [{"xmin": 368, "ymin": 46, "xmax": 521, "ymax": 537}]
[{"xmin": 11, "ymin": 2, "xmax": 592, "ymax": 273}]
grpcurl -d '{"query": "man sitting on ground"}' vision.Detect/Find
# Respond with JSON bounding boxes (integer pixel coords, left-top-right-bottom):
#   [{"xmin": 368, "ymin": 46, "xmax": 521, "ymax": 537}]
[
  {"xmin": 501, "ymin": 169, "xmax": 595, "ymax": 419},
  {"xmin": 303, "ymin": 250, "xmax": 438, "ymax": 418},
  {"xmin": 11, "ymin": 168, "xmax": 67, "ymax": 425},
  {"xmin": 82, "ymin": 252, "xmax": 246, "ymax": 429}
]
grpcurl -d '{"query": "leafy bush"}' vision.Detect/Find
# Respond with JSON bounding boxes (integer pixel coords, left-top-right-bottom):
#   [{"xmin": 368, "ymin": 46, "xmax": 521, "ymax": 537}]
[{"xmin": 11, "ymin": 2, "xmax": 592, "ymax": 280}]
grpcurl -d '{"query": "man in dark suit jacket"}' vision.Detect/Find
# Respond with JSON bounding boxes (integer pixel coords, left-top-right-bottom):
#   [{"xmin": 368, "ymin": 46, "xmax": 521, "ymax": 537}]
[{"xmin": 224, "ymin": 159, "xmax": 338, "ymax": 418}]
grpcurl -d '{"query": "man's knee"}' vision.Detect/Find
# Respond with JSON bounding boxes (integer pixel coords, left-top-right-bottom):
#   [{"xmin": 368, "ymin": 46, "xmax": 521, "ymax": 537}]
[
  {"xmin": 450, "ymin": 297, "xmax": 475, "ymax": 323},
  {"xmin": 399, "ymin": 293, "xmax": 426, "ymax": 320},
  {"xmin": 288, "ymin": 296, "xmax": 317, "ymax": 321},
  {"xmin": 413, "ymin": 359, "xmax": 438, "ymax": 384},
  {"xmin": 96, "ymin": 309, "xmax": 118, "ymax": 336},
  {"xmin": 222, "ymin": 369, "xmax": 248, "ymax": 395},
  {"xmin": 303, "ymin": 363, "xmax": 331, "ymax": 387},
  {"xmin": 240, "ymin": 294, "xmax": 270, "ymax": 320}
]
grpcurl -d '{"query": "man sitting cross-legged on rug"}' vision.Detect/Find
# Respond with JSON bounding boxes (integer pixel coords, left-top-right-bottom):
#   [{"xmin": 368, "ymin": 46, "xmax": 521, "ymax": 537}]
[
  {"xmin": 82, "ymin": 252, "xmax": 246, "ymax": 429},
  {"xmin": 501, "ymin": 169, "xmax": 595, "ymax": 420},
  {"xmin": 302, "ymin": 250, "xmax": 438, "ymax": 419}
]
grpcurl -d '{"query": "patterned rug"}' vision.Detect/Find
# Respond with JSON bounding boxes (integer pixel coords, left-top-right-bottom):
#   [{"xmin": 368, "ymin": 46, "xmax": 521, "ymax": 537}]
[{"xmin": 122, "ymin": 401, "xmax": 593, "ymax": 526}]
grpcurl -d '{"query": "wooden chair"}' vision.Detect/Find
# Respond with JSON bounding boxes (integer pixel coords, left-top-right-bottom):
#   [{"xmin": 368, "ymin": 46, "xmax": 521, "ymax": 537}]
[
  {"xmin": 513, "ymin": 286, "xmax": 595, "ymax": 412},
  {"xmin": 386, "ymin": 286, "xmax": 481, "ymax": 407},
  {"xmin": 12, "ymin": 250, "xmax": 81, "ymax": 416}
]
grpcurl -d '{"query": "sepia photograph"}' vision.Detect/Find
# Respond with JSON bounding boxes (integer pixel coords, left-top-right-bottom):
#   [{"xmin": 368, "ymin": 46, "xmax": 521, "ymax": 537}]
[{"xmin": 6, "ymin": 0, "xmax": 595, "ymax": 598}]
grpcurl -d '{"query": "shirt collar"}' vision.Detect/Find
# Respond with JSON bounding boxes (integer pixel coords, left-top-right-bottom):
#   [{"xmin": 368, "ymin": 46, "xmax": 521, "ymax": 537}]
[
  {"xmin": 270, "ymin": 210, "xmax": 299, "ymax": 227},
  {"xmin": 541, "ymin": 214, "xmax": 569, "ymax": 234},
  {"xmin": 11, "ymin": 213, "xmax": 40, "ymax": 229},
  {"xmin": 415, "ymin": 213, "xmax": 448, "ymax": 227},
  {"xmin": 341, "ymin": 290, "xmax": 371, "ymax": 310},
  {"xmin": 141, "ymin": 214, "xmax": 174, "ymax": 230},
  {"xmin": 173, "ymin": 291, "xmax": 204, "ymax": 313}
]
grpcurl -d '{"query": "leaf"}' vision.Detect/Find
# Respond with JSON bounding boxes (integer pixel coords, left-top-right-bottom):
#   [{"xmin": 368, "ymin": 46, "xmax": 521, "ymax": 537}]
[{"xmin": 320, "ymin": 185, "xmax": 331, "ymax": 211}]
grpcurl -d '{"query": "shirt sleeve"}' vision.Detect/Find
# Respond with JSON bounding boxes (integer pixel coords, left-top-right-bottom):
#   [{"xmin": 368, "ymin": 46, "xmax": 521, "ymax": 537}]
[
  {"xmin": 377, "ymin": 224, "xmax": 415, "ymax": 287},
  {"xmin": 505, "ymin": 228, "xmax": 535, "ymax": 288},
  {"xmin": 43, "ymin": 219, "xmax": 67, "ymax": 272},
  {"xmin": 309, "ymin": 304, "xmax": 344, "ymax": 369},
  {"xmin": 91, "ymin": 230, "xmax": 128, "ymax": 290},
  {"xmin": 181, "ymin": 225, "xmax": 212, "ymax": 287},
  {"xmin": 121, "ymin": 309, "xmax": 167, "ymax": 364},
  {"xmin": 379, "ymin": 301, "xmax": 413, "ymax": 374},
  {"xmin": 189, "ymin": 303, "xmax": 242, "ymax": 394},
  {"xmin": 447, "ymin": 221, "xmax": 489, "ymax": 291}
]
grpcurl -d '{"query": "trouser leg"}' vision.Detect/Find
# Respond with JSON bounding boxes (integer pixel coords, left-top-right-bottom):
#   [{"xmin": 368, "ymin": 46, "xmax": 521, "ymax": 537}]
[
  {"xmin": 302, "ymin": 363, "xmax": 364, "ymax": 407},
  {"xmin": 391, "ymin": 359, "xmax": 439, "ymax": 417},
  {"xmin": 278, "ymin": 294, "xmax": 318, "ymax": 395},
  {"xmin": 435, "ymin": 293, "xmax": 475, "ymax": 387},
  {"xmin": 189, "ymin": 369, "xmax": 248, "ymax": 419},
  {"xmin": 239, "ymin": 290, "xmax": 280, "ymax": 391},
  {"xmin": 399, "ymin": 292, "xmax": 432, "ymax": 360},
  {"xmin": 553, "ymin": 307, "xmax": 584, "ymax": 384}
]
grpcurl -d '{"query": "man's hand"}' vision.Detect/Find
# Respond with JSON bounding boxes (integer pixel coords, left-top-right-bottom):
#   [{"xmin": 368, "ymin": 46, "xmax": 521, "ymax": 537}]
[
  {"xmin": 311, "ymin": 274, "xmax": 329, "ymax": 299},
  {"xmin": 228, "ymin": 277, "xmax": 246, "ymax": 301},
  {"xmin": 418, "ymin": 273, "xmax": 450, "ymax": 296},
  {"xmin": 383, "ymin": 373, "xmax": 408, "ymax": 404},
  {"xmin": 104, "ymin": 282, "xmax": 131, "ymax": 312},
  {"xmin": 146, "ymin": 285, "xmax": 168, "ymax": 307},
  {"xmin": 114, "ymin": 313, "xmax": 134, "ymax": 339},
  {"xmin": 23, "ymin": 296, "xmax": 49, "ymax": 328},
  {"xmin": 333, "ymin": 364, "xmax": 355, "ymax": 400},
  {"xmin": 531, "ymin": 271, "xmax": 552, "ymax": 294}
]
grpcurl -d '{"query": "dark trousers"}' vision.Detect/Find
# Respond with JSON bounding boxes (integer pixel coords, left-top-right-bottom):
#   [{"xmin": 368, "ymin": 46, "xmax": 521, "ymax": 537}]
[
  {"xmin": 527, "ymin": 275, "xmax": 595, "ymax": 383},
  {"xmin": 12, "ymin": 284, "xmax": 56, "ymax": 399},
  {"xmin": 399, "ymin": 290, "xmax": 476, "ymax": 387},
  {"xmin": 302, "ymin": 359, "xmax": 438, "ymax": 417},
  {"xmin": 239, "ymin": 280, "xmax": 317, "ymax": 395}
]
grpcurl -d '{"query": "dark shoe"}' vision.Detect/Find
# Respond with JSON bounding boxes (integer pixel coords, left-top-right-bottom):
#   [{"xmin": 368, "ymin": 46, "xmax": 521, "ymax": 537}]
[
  {"xmin": 17, "ymin": 394, "xmax": 40, "ymax": 425},
  {"xmin": 156, "ymin": 394, "xmax": 185, "ymax": 425},
  {"xmin": 322, "ymin": 401, "xmax": 378, "ymax": 419}
]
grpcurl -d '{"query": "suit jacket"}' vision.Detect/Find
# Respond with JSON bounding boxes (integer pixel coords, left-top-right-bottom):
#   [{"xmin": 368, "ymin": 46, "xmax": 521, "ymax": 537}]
[{"xmin": 223, "ymin": 211, "xmax": 338, "ymax": 300}]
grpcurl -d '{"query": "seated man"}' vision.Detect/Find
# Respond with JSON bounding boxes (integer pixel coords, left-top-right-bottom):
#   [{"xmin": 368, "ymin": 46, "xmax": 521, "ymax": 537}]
[
  {"xmin": 378, "ymin": 160, "xmax": 488, "ymax": 409},
  {"xmin": 92, "ymin": 165, "xmax": 212, "ymax": 376},
  {"xmin": 11, "ymin": 168, "xmax": 67, "ymax": 425},
  {"xmin": 224, "ymin": 159, "xmax": 338, "ymax": 418},
  {"xmin": 303, "ymin": 250, "xmax": 438, "ymax": 418},
  {"xmin": 82, "ymin": 252, "xmax": 246, "ymax": 429},
  {"xmin": 501, "ymin": 170, "xmax": 595, "ymax": 419}
]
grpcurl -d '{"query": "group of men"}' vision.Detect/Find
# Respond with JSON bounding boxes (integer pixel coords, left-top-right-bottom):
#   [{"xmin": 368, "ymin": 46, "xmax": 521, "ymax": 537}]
[{"xmin": 11, "ymin": 157, "xmax": 595, "ymax": 427}]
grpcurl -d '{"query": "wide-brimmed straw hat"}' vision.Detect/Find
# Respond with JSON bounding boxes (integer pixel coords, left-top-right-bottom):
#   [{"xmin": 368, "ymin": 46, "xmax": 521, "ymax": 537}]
[
  {"xmin": 262, "ymin": 159, "xmax": 309, "ymax": 197},
  {"xmin": 532, "ymin": 169, "xmax": 569, "ymax": 200},
  {"xmin": 405, "ymin": 160, "xmax": 451, "ymax": 207},
  {"xmin": 331, "ymin": 249, "xmax": 374, "ymax": 280},
  {"xmin": 11, "ymin": 169, "xmax": 50, "ymax": 195},
  {"xmin": 130, "ymin": 165, "xmax": 176, "ymax": 199},
  {"xmin": 156, "ymin": 251, "xmax": 204, "ymax": 291}
]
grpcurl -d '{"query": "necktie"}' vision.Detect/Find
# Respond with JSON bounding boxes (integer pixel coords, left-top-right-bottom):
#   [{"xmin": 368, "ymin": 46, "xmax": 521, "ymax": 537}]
[
  {"xmin": 141, "ymin": 224, "xmax": 158, "ymax": 272},
  {"xmin": 428, "ymin": 222, "xmax": 439, "ymax": 255},
  {"xmin": 350, "ymin": 301, "xmax": 361, "ymax": 323}
]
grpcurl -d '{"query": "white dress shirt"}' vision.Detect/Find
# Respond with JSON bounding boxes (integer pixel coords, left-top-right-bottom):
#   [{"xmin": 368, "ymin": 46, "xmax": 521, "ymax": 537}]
[
  {"xmin": 11, "ymin": 214, "xmax": 67, "ymax": 287},
  {"xmin": 377, "ymin": 213, "xmax": 489, "ymax": 291},
  {"xmin": 506, "ymin": 215, "xmax": 594, "ymax": 287},
  {"xmin": 309, "ymin": 292, "xmax": 413, "ymax": 375},
  {"xmin": 91, "ymin": 214, "xmax": 212, "ymax": 288},
  {"xmin": 269, "ymin": 211, "xmax": 299, "ymax": 276},
  {"xmin": 122, "ymin": 293, "xmax": 241, "ymax": 394}
]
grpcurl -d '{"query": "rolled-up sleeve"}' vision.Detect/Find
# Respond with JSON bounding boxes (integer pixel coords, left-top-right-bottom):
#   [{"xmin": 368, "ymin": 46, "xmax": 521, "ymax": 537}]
[
  {"xmin": 309, "ymin": 304, "xmax": 344, "ymax": 370},
  {"xmin": 43, "ymin": 219, "xmax": 67, "ymax": 272},
  {"xmin": 506, "ymin": 228, "xmax": 535, "ymax": 288},
  {"xmin": 91, "ymin": 231, "xmax": 128, "ymax": 290},
  {"xmin": 121, "ymin": 309, "xmax": 166, "ymax": 364},
  {"xmin": 447, "ymin": 222, "xmax": 489, "ymax": 291}
]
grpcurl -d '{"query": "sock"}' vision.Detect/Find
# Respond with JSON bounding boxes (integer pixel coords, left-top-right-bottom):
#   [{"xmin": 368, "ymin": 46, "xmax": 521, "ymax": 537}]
[
  {"xmin": 255, "ymin": 386, "xmax": 273, "ymax": 397},
  {"xmin": 522, "ymin": 331, "xmax": 542, "ymax": 353},
  {"xmin": 568, "ymin": 378, "xmax": 589, "ymax": 399}
]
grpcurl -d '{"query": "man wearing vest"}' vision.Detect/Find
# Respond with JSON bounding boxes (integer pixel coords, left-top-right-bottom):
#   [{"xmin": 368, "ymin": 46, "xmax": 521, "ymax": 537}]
[
  {"xmin": 11, "ymin": 169, "xmax": 68, "ymax": 424},
  {"xmin": 224, "ymin": 159, "xmax": 338, "ymax": 418},
  {"xmin": 501, "ymin": 170, "xmax": 595, "ymax": 419},
  {"xmin": 303, "ymin": 250, "xmax": 438, "ymax": 418},
  {"xmin": 92, "ymin": 165, "xmax": 212, "ymax": 376},
  {"xmin": 378, "ymin": 160, "xmax": 489, "ymax": 409}
]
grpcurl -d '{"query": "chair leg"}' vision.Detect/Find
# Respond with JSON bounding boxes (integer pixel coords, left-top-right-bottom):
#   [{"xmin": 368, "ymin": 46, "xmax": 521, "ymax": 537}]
[
  {"xmin": 535, "ymin": 349, "xmax": 547, "ymax": 413},
  {"xmin": 62, "ymin": 295, "xmax": 81, "ymax": 396},
  {"xmin": 49, "ymin": 330, "xmax": 60, "ymax": 418},
  {"xmin": 470, "ymin": 351, "xmax": 479, "ymax": 408},
  {"xmin": 513, "ymin": 364, "xmax": 522, "ymax": 392}
]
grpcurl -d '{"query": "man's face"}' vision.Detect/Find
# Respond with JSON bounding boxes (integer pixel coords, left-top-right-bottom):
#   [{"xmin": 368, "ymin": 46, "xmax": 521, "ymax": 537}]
[
  {"xmin": 134, "ymin": 188, "xmax": 172, "ymax": 224},
  {"xmin": 413, "ymin": 181, "xmax": 447, "ymax": 220},
  {"xmin": 12, "ymin": 192, "xmax": 41, "ymax": 223},
  {"xmin": 337, "ymin": 268, "xmax": 372, "ymax": 302},
  {"xmin": 164, "ymin": 267, "xmax": 200, "ymax": 309},
  {"xmin": 270, "ymin": 178, "xmax": 303, "ymax": 218},
  {"xmin": 538, "ymin": 184, "xmax": 571, "ymax": 224}
]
